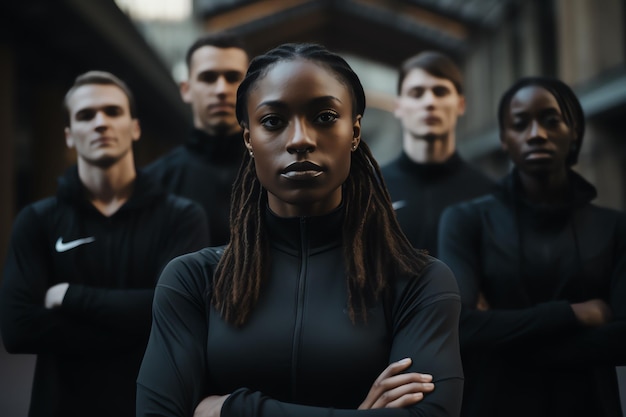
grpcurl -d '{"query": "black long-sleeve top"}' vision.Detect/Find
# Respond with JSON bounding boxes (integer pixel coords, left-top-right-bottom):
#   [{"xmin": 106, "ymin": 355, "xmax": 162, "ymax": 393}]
[
  {"xmin": 143, "ymin": 128, "xmax": 246, "ymax": 246},
  {"xmin": 137, "ymin": 206, "xmax": 464, "ymax": 417},
  {"xmin": 438, "ymin": 170, "xmax": 626, "ymax": 417},
  {"xmin": 381, "ymin": 152, "xmax": 494, "ymax": 257},
  {"xmin": 0, "ymin": 167, "xmax": 209, "ymax": 417}
]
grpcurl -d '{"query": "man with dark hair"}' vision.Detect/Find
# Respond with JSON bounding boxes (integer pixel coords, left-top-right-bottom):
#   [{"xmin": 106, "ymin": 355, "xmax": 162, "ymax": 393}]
[
  {"xmin": 381, "ymin": 51, "xmax": 494, "ymax": 257},
  {"xmin": 0, "ymin": 70, "xmax": 208, "ymax": 417},
  {"xmin": 144, "ymin": 32, "xmax": 250, "ymax": 246}
]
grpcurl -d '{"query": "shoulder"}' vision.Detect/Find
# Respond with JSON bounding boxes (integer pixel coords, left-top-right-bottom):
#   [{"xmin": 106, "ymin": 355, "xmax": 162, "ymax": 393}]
[
  {"xmin": 419, "ymin": 257, "xmax": 461, "ymax": 297},
  {"xmin": 13, "ymin": 197, "xmax": 59, "ymax": 228},
  {"xmin": 395, "ymin": 257, "xmax": 461, "ymax": 307},
  {"xmin": 380, "ymin": 156, "xmax": 403, "ymax": 178},
  {"xmin": 143, "ymin": 146, "xmax": 187, "ymax": 173},
  {"xmin": 162, "ymin": 193, "xmax": 205, "ymax": 215},
  {"xmin": 157, "ymin": 247, "xmax": 226, "ymax": 296},
  {"xmin": 579, "ymin": 203, "xmax": 626, "ymax": 233},
  {"xmin": 442, "ymin": 193, "xmax": 498, "ymax": 221}
]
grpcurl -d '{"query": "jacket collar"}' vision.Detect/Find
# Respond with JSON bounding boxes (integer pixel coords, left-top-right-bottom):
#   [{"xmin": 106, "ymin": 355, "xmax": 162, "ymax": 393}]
[
  {"xmin": 185, "ymin": 128, "xmax": 246, "ymax": 164},
  {"xmin": 57, "ymin": 165, "xmax": 164, "ymax": 212}
]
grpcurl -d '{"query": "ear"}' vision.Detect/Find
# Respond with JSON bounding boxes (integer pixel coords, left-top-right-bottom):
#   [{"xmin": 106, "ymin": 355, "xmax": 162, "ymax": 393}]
[
  {"xmin": 180, "ymin": 80, "xmax": 191, "ymax": 104},
  {"xmin": 131, "ymin": 119, "xmax": 141, "ymax": 142},
  {"xmin": 499, "ymin": 131, "xmax": 508, "ymax": 152},
  {"xmin": 457, "ymin": 95, "xmax": 466, "ymax": 116},
  {"xmin": 393, "ymin": 97, "xmax": 403, "ymax": 120},
  {"xmin": 351, "ymin": 115, "xmax": 362, "ymax": 150},
  {"xmin": 64, "ymin": 127, "xmax": 74, "ymax": 149},
  {"xmin": 243, "ymin": 127, "xmax": 253, "ymax": 152}
]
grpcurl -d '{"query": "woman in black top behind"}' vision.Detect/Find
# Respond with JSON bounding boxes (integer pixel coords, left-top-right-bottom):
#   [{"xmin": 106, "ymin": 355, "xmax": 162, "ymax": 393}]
[
  {"xmin": 439, "ymin": 76, "xmax": 626, "ymax": 417},
  {"xmin": 137, "ymin": 43, "xmax": 464, "ymax": 417}
]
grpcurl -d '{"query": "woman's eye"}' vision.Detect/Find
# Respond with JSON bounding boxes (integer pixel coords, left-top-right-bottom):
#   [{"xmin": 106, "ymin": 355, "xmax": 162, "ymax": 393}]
[
  {"xmin": 315, "ymin": 111, "xmax": 338, "ymax": 124},
  {"xmin": 544, "ymin": 116, "xmax": 563, "ymax": 127},
  {"xmin": 260, "ymin": 116, "xmax": 284, "ymax": 129},
  {"xmin": 511, "ymin": 120, "xmax": 527, "ymax": 131}
]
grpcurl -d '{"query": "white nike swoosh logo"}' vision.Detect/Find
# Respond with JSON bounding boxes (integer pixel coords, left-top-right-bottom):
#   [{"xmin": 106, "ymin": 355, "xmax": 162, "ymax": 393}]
[
  {"xmin": 392, "ymin": 200, "xmax": 407, "ymax": 210},
  {"xmin": 55, "ymin": 237, "xmax": 96, "ymax": 253}
]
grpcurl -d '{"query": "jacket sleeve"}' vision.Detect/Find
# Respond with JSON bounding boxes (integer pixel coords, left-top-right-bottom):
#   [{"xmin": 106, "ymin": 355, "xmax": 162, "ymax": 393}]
[
  {"xmin": 59, "ymin": 200, "xmax": 209, "ymax": 339},
  {"xmin": 137, "ymin": 258, "xmax": 464, "ymax": 417},
  {"xmin": 508, "ymin": 212, "xmax": 626, "ymax": 367},
  {"xmin": 438, "ymin": 203, "xmax": 579, "ymax": 350},
  {"xmin": 136, "ymin": 254, "xmax": 212, "ymax": 417},
  {"xmin": 0, "ymin": 206, "xmax": 137, "ymax": 354}
]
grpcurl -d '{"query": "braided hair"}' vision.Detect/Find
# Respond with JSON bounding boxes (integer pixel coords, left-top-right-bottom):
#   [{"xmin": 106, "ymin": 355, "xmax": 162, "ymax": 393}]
[
  {"xmin": 497, "ymin": 76, "xmax": 585, "ymax": 166},
  {"xmin": 213, "ymin": 43, "xmax": 429, "ymax": 326}
]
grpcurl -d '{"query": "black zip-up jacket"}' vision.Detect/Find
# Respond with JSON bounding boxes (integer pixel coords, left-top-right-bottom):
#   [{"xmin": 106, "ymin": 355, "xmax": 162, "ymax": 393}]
[
  {"xmin": 0, "ymin": 167, "xmax": 209, "ymax": 417},
  {"xmin": 438, "ymin": 170, "xmax": 626, "ymax": 417},
  {"xmin": 137, "ymin": 206, "xmax": 464, "ymax": 417},
  {"xmin": 381, "ymin": 152, "xmax": 494, "ymax": 257},
  {"xmin": 143, "ymin": 128, "xmax": 246, "ymax": 246}
]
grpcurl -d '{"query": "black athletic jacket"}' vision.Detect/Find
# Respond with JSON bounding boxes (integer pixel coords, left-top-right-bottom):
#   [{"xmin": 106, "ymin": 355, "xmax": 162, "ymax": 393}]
[
  {"xmin": 0, "ymin": 167, "xmax": 209, "ymax": 417},
  {"xmin": 382, "ymin": 152, "xmax": 494, "ymax": 257},
  {"xmin": 137, "ymin": 206, "xmax": 464, "ymax": 417},
  {"xmin": 143, "ymin": 128, "xmax": 246, "ymax": 246},
  {"xmin": 438, "ymin": 170, "xmax": 626, "ymax": 417}
]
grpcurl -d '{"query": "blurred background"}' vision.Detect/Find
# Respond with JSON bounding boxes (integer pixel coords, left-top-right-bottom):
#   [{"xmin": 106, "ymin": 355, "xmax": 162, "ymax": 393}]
[{"xmin": 0, "ymin": 0, "xmax": 624, "ymax": 415}]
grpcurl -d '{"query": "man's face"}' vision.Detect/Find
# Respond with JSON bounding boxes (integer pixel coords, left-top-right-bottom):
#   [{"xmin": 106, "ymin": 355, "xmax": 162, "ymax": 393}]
[
  {"xmin": 394, "ymin": 68, "xmax": 465, "ymax": 141},
  {"xmin": 65, "ymin": 84, "xmax": 140, "ymax": 168},
  {"xmin": 181, "ymin": 45, "xmax": 249, "ymax": 136}
]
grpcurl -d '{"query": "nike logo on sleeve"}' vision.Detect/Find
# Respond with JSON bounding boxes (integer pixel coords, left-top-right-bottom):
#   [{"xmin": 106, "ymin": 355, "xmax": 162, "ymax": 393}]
[
  {"xmin": 55, "ymin": 236, "xmax": 96, "ymax": 253},
  {"xmin": 392, "ymin": 200, "xmax": 407, "ymax": 210}
]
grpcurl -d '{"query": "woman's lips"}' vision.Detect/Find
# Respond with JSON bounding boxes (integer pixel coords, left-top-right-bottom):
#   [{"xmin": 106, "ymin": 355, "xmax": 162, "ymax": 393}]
[{"xmin": 281, "ymin": 161, "xmax": 324, "ymax": 180}]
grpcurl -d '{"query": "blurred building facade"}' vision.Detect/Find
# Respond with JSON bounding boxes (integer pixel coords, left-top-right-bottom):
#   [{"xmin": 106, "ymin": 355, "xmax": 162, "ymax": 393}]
[{"xmin": 0, "ymin": 0, "xmax": 624, "ymax": 415}]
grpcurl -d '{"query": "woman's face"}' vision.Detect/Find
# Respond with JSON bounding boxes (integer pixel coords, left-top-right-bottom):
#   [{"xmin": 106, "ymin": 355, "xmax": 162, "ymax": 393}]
[
  {"xmin": 501, "ymin": 85, "xmax": 576, "ymax": 177},
  {"xmin": 243, "ymin": 58, "xmax": 361, "ymax": 217}
]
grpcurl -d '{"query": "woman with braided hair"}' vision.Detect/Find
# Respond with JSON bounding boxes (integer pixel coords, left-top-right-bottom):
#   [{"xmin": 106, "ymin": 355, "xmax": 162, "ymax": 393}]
[
  {"xmin": 438, "ymin": 76, "xmax": 626, "ymax": 417},
  {"xmin": 137, "ymin": 43, "xmax": 463, "ymax": 417}
]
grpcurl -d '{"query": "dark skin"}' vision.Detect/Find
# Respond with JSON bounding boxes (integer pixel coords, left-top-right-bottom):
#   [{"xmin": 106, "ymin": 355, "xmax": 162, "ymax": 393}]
[
  {"xmin": 485, "ymin": 85, "xmax": 611, "ymax": 325},
  {"xmin": 194, "ymin": 58, "xmax": 436, "ymax": 417}
]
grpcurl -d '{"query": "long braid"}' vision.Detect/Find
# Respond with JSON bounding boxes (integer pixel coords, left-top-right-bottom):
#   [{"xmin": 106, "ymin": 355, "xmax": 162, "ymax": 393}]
[
  {"xmin": 343, "ymin": 141, "xmax": 428, "ymax": 322},
  {"xmin": 214, "ymin": 43, "xmax": 429, "ymax": 326},
  {"xmin": 213, "ymin": 154, "xmax": 268, "ymax": 326}
]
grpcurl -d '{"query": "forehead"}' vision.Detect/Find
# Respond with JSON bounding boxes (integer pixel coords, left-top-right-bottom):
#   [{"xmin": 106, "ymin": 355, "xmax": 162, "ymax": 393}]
[
  {"xmin": 189, "ymin": 46, "xmax": 249, "ymax": 74},
  {"xmin": 250, "ymin": 59, "xmax": 352, "ymax": 105},
  {"xmin": 400, "ymin": 68, "xmax": 456, "ymax": 93},
  {"xmin": 509, "ymin": 85, "xmax": 561, "ymax": 114},
  {"xmin": 66, "ymin": 84, "xmax": 130, "ymax": 114}
]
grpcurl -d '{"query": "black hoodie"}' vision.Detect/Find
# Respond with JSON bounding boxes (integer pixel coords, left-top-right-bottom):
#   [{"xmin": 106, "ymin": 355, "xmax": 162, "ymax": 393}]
[
  {"xmin": 143, "ymin": 128, "xmax": 246, "ymax": 246},
  {"xmin": 0, "ymin": 167, "xmax": 209, "ymax": 417},
  {"xmin": 438, "ymin": 169, "xmax": 626, "ymax": 417}
]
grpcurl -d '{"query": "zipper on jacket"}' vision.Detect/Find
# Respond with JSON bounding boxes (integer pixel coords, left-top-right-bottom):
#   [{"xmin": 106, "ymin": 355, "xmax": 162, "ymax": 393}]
[{"xmin": 290, "ymin": 217, "xmax": 309, "ymax": 400}]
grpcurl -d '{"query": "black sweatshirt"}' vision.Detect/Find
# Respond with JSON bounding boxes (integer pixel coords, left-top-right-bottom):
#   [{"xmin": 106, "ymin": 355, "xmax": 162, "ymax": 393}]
[
  {"xmin": 137, "ymin": 206, "xmax": 464, "ymax": 417},
  {"xmin": 438, "ymin": 170, "xmax": 626, "ymax": 417},
  {"xmin": 381, "ymin": 152, "xmax": 494, "ymax": 257},
  {"xmin": 0, "ymin": 167, "xmax": 209, "ymax": 417},
  {"xmin": 143, "ymin": 128, "xmax": 246, "ymax": 246}
]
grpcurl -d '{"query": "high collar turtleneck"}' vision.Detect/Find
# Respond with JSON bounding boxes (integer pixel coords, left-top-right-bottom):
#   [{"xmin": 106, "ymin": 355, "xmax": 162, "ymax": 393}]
[
  {"xmin": 185, "ymin": 128, "xmax": 246, "ymax": 164},
  {"xmin": 396, "ymin": 151, "xmax": 464, "ymax": 178},
  {"xmin": 264, "ymin": 204, "xmax": 344, "ymax": 253}
]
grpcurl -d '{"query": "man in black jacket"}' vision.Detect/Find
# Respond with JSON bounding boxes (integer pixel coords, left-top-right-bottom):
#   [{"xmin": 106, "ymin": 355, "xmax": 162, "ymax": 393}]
[
  {"xmin": 382, "ymin": 51, "xmax": 493, "ymax": 257},
  {"xmin": 0, "ymin": 71, "xmax": 209, "ymax": 417},
  {"xmin": 144, "ymin": 32, "xmax": 250, "ymax": 246}
]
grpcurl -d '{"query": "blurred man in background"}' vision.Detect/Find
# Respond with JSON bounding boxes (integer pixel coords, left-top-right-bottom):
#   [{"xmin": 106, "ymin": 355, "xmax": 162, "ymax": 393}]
[
  {"xmin": 382, "ymin": 51, "xmax": 494, "ymax": 257},
  {"xmin": 144, "ymin": 32, "xmax": 250, "ymax": 246}
]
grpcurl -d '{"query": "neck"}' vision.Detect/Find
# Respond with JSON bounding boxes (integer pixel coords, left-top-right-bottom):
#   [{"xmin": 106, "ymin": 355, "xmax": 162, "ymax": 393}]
[
  {"xmin": 517, "ymin": 169, "xmax": 569, "ymax": 204},
  {"xmin": 197, "ymin": 124, "xmax": 241, "ymax": 138},
  {"xmin": 403, "ymin": 131, "xmax": 456, "ymax": 164},
  {"xmin": 77, "ymin": 155, "xmax": 136, "ymax": 216}
]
